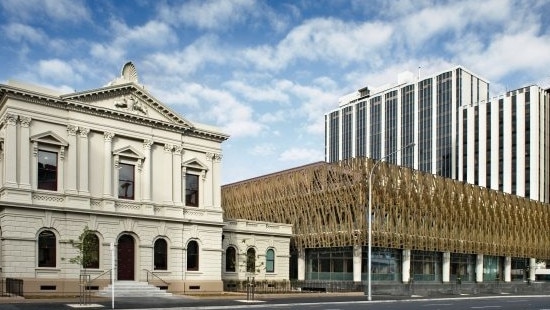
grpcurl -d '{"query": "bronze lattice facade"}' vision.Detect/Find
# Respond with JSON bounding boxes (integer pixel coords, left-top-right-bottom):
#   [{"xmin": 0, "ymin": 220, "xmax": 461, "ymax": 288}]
[{"xmin": 222, "ymin": 158, "xmax": 550, "ymax": 260}]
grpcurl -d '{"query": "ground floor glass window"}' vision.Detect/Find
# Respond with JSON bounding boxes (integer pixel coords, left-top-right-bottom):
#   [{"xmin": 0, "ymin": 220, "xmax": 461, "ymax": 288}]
[
  {"xmin": 361, "ymin": 247, "xmax": 402, "ymax": 281},
  {"xmin": 306, "ymin": 247, "xmax": 353, "ymax": 280},
  {"xmin": 411, "ymin": 250, "xmax": 441, "ymax": 282},
  {"xmin": 450, "ymin": 253, "xmax": 475, "ymax": 282}
]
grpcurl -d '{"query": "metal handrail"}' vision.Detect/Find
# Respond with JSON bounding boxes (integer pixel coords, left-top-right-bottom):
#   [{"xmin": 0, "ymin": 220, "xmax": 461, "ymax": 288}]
[
  {"xmin": 143, "ymin": 269, "xmax": 170, "ymax": 286},
  {"xmin": 88, "ymin": 269, "xmax": 112, "ymax": 285}
]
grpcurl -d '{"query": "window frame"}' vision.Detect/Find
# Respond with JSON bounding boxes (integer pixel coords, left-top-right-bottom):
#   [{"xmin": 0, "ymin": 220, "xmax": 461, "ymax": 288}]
[
  {"xmin": 38, "ymin": 230, "xmax": 57, "ymax": 268},
  {"xmin": 186, "ymin": 240, "xmax": 199, "ymax": 271},
  {"xmin": 266, "ymin": 248, "xmax": 275, "ymax": 273},
  {"xmin": 225, "ymin": 246, "xmax": 237, "ymax": 272},
  {"xmin": 118, "ymin": 162, "xmax": 135, "ymax": 200},
  {"xmin": 246, "ymin": 248, "xmax": 256, "ymax": 273},
  {"xmin": 185, "ymin": 172, "xmax": 200, "ymax": 207},
  {"xmin": 82, "ymin": 233, "xmax": 100, "ymax": 269},
  {"xmin": 154, "ymin": 238, "xmax": 168, "ymax": 271},
  {"xmin": 182, "ymin": 159, "xmax": 208, "ymax": 208},
  {"xmin": 31, "ymin": 131, "xmax": 68, "ymax": 192},
  {"xmin": 37, "ymin": 149, "xmax": 58, "ymax": 191}
]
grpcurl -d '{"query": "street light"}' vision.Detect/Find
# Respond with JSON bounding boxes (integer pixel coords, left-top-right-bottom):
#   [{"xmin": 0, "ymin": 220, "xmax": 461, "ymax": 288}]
[{"xmin": 367, "ymin": 142, "xmax": 415, "ymax": 301}]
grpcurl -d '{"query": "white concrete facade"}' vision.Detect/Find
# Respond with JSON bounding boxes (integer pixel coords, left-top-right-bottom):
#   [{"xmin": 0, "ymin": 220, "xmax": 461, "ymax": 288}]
[{"xmin": 0, "ymin": 62, "xmax": 291, "ymax": 295}]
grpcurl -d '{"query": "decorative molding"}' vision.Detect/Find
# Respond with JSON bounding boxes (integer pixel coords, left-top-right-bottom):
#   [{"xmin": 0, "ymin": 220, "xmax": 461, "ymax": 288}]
[
  {"xmin": 59, "ymin": 146, "xmax": 65, "ymax": 160},
  {"xmin": 4, "ymin": 113, "xmax": 17, "ymax": 126},
  {"xmin": 19, "ymin": 116, "xmax": 31, "ymax": 127},
  {"xmin": 67, "ymin": 125, "xmax": 79, "ymax": 136},
  {"xmin": 205, "ymin": 152, "xmax": 214, "ymax": 161},
  {"xmin": 143, "ymin": 139, "xmax": 153, "ymax": 150},
  {"xmin": 174, "ymin": 144, "xmax": 184, "ymax": 155},
  {"xmin": 104, "ymin": 132, "xmax": 115, "ymax": 142},
  {"xmin": 114, "ymin": 154, "xmax": 120, "ymax": 169},
  {"xmin": 79, "ymin": 127, "xmax": 90, "ymax": 138},
  {"xmin": 164, "ymin": 144, "xmax": 173, "ymax": 153}
]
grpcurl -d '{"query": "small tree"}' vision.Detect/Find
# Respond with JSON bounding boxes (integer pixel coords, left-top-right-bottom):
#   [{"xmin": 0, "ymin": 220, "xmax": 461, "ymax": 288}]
[{"xmin": 69, "ymin": 226, "xmax": 99, "ymax": 274}]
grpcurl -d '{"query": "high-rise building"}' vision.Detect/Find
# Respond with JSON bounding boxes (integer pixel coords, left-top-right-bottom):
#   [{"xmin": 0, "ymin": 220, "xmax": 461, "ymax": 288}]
[{"xmin": 325, "ymin": 66, "xmax": 550, "ymax": 202}]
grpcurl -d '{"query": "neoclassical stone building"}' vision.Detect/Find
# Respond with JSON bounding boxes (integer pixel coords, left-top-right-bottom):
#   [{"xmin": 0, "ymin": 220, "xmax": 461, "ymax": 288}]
[{"xmin": 0, "ymin": 62, "xmax": 291, "ymax": 295}]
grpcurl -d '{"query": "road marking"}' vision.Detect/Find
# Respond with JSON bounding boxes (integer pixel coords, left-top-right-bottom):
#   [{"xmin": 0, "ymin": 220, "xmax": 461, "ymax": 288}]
[
  {"xmin": 425, "ymin": 304, "xmax": 453, "ymax": 307},
  {"xmin": 471, "ymin": 307, "xmax": 502, "ymax": 309}
]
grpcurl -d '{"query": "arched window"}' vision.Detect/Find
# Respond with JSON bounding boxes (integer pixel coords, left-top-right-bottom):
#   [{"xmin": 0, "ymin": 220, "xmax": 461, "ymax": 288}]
[
  {"xmin": 225, "ymin": 246, "xmax": 236, "ymax": 272},
  {"xmin": 83, "ymin": 233, "xmax": 100, "ymax": 269},
  {"xmin": 246, "ymin": 248, "xmax": 256, "ymax": 273},
  {"xmin": 187, "ymin": 240, "xmax": 199, "ymax": 271},
  {"xmin": 154, "ymin": 239, "xmax": 168, "ymax": 270},
  {"xmin": 38, "ymin": 230, "xmax": 56, "ymax": 267},
  {"xmin": 266, "ymin": 249, "xmax": 275, "ymax": 273}
]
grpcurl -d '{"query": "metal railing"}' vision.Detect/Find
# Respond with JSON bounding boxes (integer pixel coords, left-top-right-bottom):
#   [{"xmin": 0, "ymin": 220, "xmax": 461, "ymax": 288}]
[
  {"xmin": 223, "ymin": 280, "xmax": 364, "ymax": 294},
  {"xmin": 143, "ymin": 269, "xmax": 170, "ymax": 289},
  {"xmin": 5, "ymin": 278, "xmax": 24, "ymax": 297}
]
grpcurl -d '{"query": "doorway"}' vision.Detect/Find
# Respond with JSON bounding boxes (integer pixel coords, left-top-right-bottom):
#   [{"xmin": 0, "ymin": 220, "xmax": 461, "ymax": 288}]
[{"xmin": 117, "ymin": 234, "xmax": 135, "ymax": 280}]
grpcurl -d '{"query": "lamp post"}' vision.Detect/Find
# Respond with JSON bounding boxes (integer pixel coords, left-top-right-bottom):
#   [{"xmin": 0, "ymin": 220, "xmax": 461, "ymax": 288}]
[{"xmin": 367, "ymin": 143, "xmax": 414, "ymax": 301}]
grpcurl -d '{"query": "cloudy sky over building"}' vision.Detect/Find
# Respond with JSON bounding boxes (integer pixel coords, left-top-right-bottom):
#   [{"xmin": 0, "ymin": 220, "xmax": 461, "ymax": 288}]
[{"xmin": 1, "ymin": 0, "xmax": 549, "ymax": 184}]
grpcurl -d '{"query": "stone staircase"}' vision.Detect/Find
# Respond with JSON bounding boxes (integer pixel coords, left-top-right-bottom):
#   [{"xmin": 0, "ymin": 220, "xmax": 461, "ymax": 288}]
[{"xmin": 95, "ymin": 281, "xmax": 172, "ymax": 297}]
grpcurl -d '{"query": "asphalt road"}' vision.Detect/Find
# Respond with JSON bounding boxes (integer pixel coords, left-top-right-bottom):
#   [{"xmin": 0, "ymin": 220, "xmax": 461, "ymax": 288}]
[{"xmin": 1, "ymin": 294, "xmax": 550, "ymax": 310}]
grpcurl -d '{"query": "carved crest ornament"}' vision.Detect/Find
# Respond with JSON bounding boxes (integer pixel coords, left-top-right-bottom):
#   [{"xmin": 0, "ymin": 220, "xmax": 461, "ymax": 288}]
[{"xmin": 114, "ymin": 95, "xmax": 148, "ymax": 115}]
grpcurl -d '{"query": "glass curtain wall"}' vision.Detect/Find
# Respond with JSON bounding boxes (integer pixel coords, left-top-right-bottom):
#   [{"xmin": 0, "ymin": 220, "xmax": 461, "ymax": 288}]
[
  {"xmin": 361, "ymin": 247, "xmax": 402, "ymax": 281},
  {"xmin": 483, "ymin": 255, "xmax": 502, "ymax": 281},
  {"xmin": 306, "ymin": 247, "xmax": 353, "ymax": 281},
  {"xmin": 411, "ymin": 250, "xmax": 441, "ymax": 282},
  {"xmin": 450, "ymin": 253, "xmax": 475, "ymax": 282}
]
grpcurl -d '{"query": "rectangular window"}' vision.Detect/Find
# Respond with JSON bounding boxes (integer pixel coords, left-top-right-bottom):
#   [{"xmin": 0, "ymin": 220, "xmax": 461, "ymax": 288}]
[
  {"xmin": 186, "ymin": 173, "xmax": 199, "ymax": 207},
  {"xmin": 118, "ymin": 163, "xmax": 135, "ymax": 200},
  {"xmin": 38, "ymin": 150, "xmax": 58, "ymax": 191}
]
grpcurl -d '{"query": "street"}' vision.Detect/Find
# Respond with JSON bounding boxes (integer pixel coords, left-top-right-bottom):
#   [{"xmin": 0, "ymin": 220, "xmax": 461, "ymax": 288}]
[{"xmin": 1, "ymin": 295, "xmax": 550, "ymax": 310}]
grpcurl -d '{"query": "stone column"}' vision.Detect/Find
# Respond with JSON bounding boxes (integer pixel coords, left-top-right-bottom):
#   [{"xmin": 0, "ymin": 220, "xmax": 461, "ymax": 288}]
[
  {"xmin": 213, "ymin": 153, "xmax": 222, "ymax": 208},
  {"xmin": 529, "ymin": 258, "xmax": 536, "ymax": 282},
  {"xmin": 182, "ymin": 167, "xmax": 187, "ymax": 206},
  {"xmin": 103, "ymin": 132, "xmax": 114, "ymax": 197},
  {"xmin": 402, "ymin": 249, "xmax": 411, "ymax": 283},
  {"xmin": 142, "ymin": 139, "xmax": 153, "ymax": 202},
  {"xmin": 79, "ymin": 128, "xmax": 90, "ymax": 194},
  {"xmin": 504, "ymin": 256, "xmax": 511, "ymax": 282},
  {"xmin": 297, "ymin": 247, "xmax": 306, "ymax": 281},
  {"xmin": 19, "ymin": 116, "xmax": 31, "ymax": 189},
  {"xmin": 66, "ymin": 125, "xmax": 78, "ymax": 194},
  {"xmin": 353, "ymin": 244, "xmax": 362, "ymax": 282},
  {"xmin": 442, "ymin": 252, "xmax": 450, "ymax": 283},
  {"xmin": 172, "ymin": 145, "xmax": 183, "ymax": 206},
  {"xmin": 476, "ymin": 254, "xmax": 483, "ymax": 283},
  {"xmin": 4, "ymin": 114, "xmax": 17, "ymax": 187}
]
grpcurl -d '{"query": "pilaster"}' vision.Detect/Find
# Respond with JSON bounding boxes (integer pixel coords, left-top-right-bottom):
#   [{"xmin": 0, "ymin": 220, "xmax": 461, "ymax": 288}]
[
  {"xmin": 103, "ymin": 132, "xmax": 114, "ymax": 198},
  {"xmin": 142, "ymin": 139, "xmax": 153, "ymax": 202},
  {"xmin": 476, "ymin": 254, "xmax": 483, "ymax": 283},
  {"xmin": 297, "ymin": 247, "xmax": 305, "ymax": 281},
  {"xmin": 66, "ymin": 125, "xmax": 78, "ymax": 194},
  {"xmin": 504, "ymin": 256, "xmax": 511, "ymax": 282},
  {"xmin": 172, "ymin": 145, "xmax": 183, "ymax": 206},
  {"xmin": 442, "ymin": 251, "xmax": 450, "ymax": 283},
  {"xmin": 79, "ymin": 128, "xmax": 90, "ymax": 194},
  {"xmin": 352, "ymin": 244, "xmax": 362, "ymax": 282},
  {"xmin": 19, "ymin": 116, "xmax": 31, "ymax": 189},
  {"xmin": 3, "ymin": 113, "xmax": 17, "ymax": 187}
]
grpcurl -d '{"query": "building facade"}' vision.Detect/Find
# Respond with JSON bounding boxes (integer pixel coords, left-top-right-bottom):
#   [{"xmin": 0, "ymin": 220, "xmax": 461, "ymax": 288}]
[
  {"xmin": 0, "ymin": 62, "xmax": 291, "ymax": 295},
  {"xmin": 325, "ymin": 66, "xmax": 550, "ymax": 203}
]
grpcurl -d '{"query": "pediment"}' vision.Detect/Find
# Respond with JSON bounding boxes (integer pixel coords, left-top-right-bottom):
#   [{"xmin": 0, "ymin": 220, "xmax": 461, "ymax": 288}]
[
  {"xmin": 30, "ymin": 131, "xmax": 68, "ymax": 146},
  {"xmin": 182, "ymin": 158, "xmax": 208, "ymax": 171},
  {"xmin": 62, "ymin": 84, "xmax": 193, "ymax": 129},
  {"xmin": 113, "ymin": 145, "xmax": 144, "ymax": 159}
]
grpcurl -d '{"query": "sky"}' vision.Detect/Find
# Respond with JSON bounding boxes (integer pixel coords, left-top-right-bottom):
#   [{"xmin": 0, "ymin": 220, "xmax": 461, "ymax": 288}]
[{"xmin": 1, "ymin": 0, "xmax": 550, "ymax": 185}]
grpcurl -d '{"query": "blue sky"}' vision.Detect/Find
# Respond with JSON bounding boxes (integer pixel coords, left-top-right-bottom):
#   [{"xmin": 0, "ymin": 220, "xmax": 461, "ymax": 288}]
[{"xmin": 1, "ymin": 0, "xmax": 550, "ymax": 184}]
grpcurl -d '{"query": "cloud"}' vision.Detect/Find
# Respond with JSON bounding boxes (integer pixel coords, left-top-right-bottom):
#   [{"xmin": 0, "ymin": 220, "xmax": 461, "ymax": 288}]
[
  {"xmin": 249, "ymin": 143, "xmax": 276, "ymax": 156},
  {"xmin": 279, "ymin": 147, "xmax": 324, "ymax": 162},
  {"xmin": 90, "ymin": 20, "xmax": 177, "ymax": 64},
  {"xmin": 1, "ymin": 0, "xmax": 90, "ymax": 23},
  {"xmin": 158, "ymin": 0, "xmax": 257, "ymax": 30},
  {"xmin": 3, "ymin": 23, "xmax": 46, "ymax": 44},
  {"xmin": 243, "ymin": 17, "xmax": 393, "ymax": 71},
  {"xmin": 37, "ymin": 59, "xmax": 82, "ymax": 84}
]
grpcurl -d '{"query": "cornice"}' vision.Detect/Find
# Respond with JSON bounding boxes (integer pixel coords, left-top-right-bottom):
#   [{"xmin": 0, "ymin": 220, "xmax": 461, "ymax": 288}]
[{"xmin": 1, "ymin": 84, "xmax": 228, "ymax": 142}]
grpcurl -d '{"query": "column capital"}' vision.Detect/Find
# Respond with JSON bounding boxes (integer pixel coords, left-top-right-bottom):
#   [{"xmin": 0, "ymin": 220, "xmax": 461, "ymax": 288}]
[
  {"xmin": 104, "ymin": 132, "xmax": 115, "ymax": 142},
  {"xmin": 79, "ymin": 127, "xmax": 90, "ymax": 138},
  {"xmin": 164, "ymin": 144, "xmax": 173, "ymax": 153},
  {"xmin": 174, "ymin": 144, "xmax": 184, "ymax": 155},
  {"xmin": 19, "ymin": 116, "xmax": 31, "ymax": 127},
  {"xmin": 3, "ymin": 113, "xmax": 17, "ymax": 126},
  {"xmin": 67, "ymin": 124, "xmax": 79, "ymax": 136},
  {"xmin": 143, "ymin": 139, "xmax": 153, "ymax": 150}
]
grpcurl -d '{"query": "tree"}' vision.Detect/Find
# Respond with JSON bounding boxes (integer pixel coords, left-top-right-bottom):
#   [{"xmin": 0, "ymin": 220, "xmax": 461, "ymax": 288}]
[{"xmin": 69, "ymin": 226, "xmax": 99, "ymax": 273}]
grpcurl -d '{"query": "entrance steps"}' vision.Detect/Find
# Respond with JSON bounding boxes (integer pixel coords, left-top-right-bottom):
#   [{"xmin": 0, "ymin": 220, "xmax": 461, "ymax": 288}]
[{"xmin": 95, "ymin": 281, "xmax": 172, "ymax": 297}]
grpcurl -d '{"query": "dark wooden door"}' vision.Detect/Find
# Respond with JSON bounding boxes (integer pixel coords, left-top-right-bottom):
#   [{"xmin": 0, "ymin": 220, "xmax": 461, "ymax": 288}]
[{"xmin": 117, "ymin": 235, "xmax": 135, "ymax": 280}]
